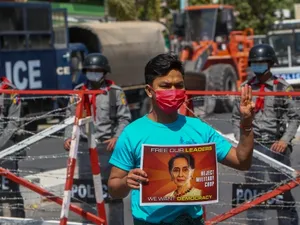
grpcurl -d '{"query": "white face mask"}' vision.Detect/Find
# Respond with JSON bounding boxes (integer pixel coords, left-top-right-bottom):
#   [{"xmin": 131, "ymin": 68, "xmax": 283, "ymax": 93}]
[{"xmin": 86, "ymin": 72, "xmax": 104, "ymax": 82}]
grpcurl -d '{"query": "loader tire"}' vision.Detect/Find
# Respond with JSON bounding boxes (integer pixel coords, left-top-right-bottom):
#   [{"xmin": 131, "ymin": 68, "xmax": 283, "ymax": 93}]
[
  {"xmin": 184, "ymin": 71, "xmax": 216, "ymax": 116},
  {"xmin": 207, "ymin": 64, "xmax": 238, "ymax": 113}
]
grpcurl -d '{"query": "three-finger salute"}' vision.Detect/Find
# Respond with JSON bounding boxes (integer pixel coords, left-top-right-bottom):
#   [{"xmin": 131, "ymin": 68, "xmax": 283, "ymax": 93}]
[{"xmin": 239, "ymin": 84, "xmax": 255, "ymax": 126}]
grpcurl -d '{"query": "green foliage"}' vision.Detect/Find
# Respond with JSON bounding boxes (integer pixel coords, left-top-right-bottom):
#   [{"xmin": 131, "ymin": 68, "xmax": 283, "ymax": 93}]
[
  {"xmin": 107, "ymin": 0, "xmax": 137, "ymax": 20},
  {"xmin": 106, "ymin": 0, "xmax": 161, "ymax": 21},
  {"xmin": 186, "ymin": 0, "xmax": 295, "ymax": 34},
  {"xmin": 138, "ymin": 0, "xmax": 161, "ymax": 21},
  {"xmin": 224, "ymin": 0, "xmax": 295, "ymax": 34},
  {"xmin": 189, "ymin": 0, "xmax": 211, "ymax": 4},
  {"xmin": 166, "ymin": 0, "xmax": 178, "ymax": 10},
  {"xmin": 52, "ymin": 0, "xmax": 104, "ymax": 4},
  {"xmin": 69, "ymin": 0, "xmax": 296, "ymax": 35}
]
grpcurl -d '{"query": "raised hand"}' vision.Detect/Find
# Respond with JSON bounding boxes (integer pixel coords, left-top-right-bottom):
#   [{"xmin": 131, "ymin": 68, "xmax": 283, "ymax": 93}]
[{"xmin": 239, "ymin": 84, "xmax": 255, "ymax": 125}]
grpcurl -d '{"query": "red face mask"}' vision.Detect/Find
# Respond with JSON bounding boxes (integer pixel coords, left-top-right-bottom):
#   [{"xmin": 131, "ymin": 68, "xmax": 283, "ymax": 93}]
[{"xmin": 154, "ymin": 89, "xmax": 186, "ymax": 114}]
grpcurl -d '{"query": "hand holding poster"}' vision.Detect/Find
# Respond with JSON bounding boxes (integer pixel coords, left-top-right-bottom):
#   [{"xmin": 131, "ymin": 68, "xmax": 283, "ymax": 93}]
[{"xmin": 140, "ymin": 143, "xmax": 218, "ymax": 206}]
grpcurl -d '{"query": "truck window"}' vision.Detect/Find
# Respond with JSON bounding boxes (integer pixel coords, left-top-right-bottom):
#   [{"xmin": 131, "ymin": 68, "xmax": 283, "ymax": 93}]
[
  {"xmin": 0, "ymin": 7, "xmax": 25, "ymax": 50},
  {"xmin": 215, "ymin": 9, "xmax": 233, "ymax": 39},
  {"xmin": 27, "ymin": 7, "xmax": 50, "ymax": 31},
  {"xmin": 0, "ymin": 5, "xmax": 52, "ymax": 51},
  {"xmin": 52, "ymin": 9, "xmax": 68, "ymax": 49},
  {"xmin": 0, "ymin": 7, "xmax": 23, "ymax": 31},
  {"xmin": 27, "ymin": 7, "xmax": 52, "ymax": 49},
  {"xmin": 186, "ymin": 9, "xmax": 218, "ymax": 41},
  {"xmin": 295, "ymin": 33, "xmax": 300, "ymax": 52}
]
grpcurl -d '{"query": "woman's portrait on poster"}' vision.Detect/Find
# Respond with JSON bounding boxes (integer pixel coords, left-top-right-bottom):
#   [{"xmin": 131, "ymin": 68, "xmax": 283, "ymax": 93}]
[{"xmin": 165, "ymin": 153, "xmax": 202, "ymax": 197}]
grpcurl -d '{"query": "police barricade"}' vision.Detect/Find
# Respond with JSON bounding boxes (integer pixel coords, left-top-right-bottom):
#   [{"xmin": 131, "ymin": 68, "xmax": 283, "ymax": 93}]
[
  {"xmin": 0, "ymin": 89, "xmax": 108, "ymax": 225},
  {"xmin": 3, "ymin": 88, "xmax": 300, "ymax": 225},
  {"xmin": 180, "ymin": 89, "xmax": 300, "ymax": 225}
]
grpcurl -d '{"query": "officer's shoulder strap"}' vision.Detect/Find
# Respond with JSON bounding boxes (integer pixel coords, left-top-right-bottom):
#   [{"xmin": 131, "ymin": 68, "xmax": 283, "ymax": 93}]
[
  {"xmin": 0, "ymin": 77, "xmax": 17, "ymax": 90},
  {"xmin": 74, "ymin": 83, "xmax": 85, "ymax": 90},
  {"xmin": 240, "ymin": 77, "xmax": 256, "ymax": 89},
  {"xmin": 68, "ymin": 83, "xmax": 85, "ymax": 104},
  {"xmin": 109, "ymin": 85, "xmax": 118, "ymax": 122},
  {"xmin": 109, "ymin": 82, "xmax": 122, "ymax": 90},
  {"xmin": 272, "ymin": 77, "xmax": 292, "ymax": 110},
  {"xmin": 275, "ymin": 77, "xmax": 291, "ymax": 91},
  {"xmin": 240, "ymin": 80, "xmax": 249, "ymax": 87}
]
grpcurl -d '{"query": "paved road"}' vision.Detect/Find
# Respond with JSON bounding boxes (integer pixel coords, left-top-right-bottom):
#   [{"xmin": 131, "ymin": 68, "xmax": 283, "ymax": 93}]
[{"xmin": 7, "ymin": 112, "xmax": 300, "ymax": 224}]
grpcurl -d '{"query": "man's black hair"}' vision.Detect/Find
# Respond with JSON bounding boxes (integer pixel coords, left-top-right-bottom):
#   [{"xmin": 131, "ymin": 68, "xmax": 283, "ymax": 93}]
[
  {"xmin": 168, "ymin": 153, "xmax": 195, "ymax": 173},
  {"xmin": 144, "ymin": 53, "xmax": 184, "ymax": 85}
]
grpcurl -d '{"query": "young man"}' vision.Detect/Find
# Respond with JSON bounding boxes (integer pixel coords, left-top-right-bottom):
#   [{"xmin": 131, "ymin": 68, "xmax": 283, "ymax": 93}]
[
  {"xmin": 232, "ymin": 44, "xmax": 300, "ymax": 225},
  {"xmin": 108, "ymin": 53, "xmax": 254, "ymax": 225},
  {"xmin": 64, "ymin": 53, "xmax": 131, "ymax": 225}
]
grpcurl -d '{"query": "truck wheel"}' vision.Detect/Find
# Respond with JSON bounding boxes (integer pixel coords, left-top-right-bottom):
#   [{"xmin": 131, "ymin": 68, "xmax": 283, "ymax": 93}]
[{"xmin": 207, "ymin": 64, "xmax": 238, "ymax": 113}]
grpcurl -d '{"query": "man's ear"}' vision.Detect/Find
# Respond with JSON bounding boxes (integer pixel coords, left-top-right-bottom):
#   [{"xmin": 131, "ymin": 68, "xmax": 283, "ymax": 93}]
[{"xmin": 145, "ymin": 85, "xmax": 153, "ymax": 98}]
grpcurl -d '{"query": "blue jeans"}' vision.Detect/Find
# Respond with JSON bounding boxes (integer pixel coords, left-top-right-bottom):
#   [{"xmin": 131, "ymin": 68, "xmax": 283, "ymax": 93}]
[
  {"xmin": 245, "ymin": 143, "xmax": 298, "ymax": 225},
  {"xmin": 133, "ymin": 214, "xmax": 204, "ymax": 225}
]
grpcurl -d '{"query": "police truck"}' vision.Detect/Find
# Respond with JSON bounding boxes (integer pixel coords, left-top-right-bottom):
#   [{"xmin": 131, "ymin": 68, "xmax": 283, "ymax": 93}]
[
  {"xmin": 267, "ymin": 19, "xmax": 300, "ymax": 90},
  {"xmin": 0, "ymin": 2, "xmax": 168, "ymax": 130}
]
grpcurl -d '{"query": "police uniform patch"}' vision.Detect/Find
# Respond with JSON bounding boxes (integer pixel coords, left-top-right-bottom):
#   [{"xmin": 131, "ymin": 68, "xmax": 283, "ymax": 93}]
[
  {"xmin": 286, "ymin": 86, "xmax": 293, "ymax": 92},
  {"xmin": 10, "ymin": 94, "xmax": 20, "ymax": 105},
  {"xmin": 70, "ymin": 96, "xmax": 75, "ymax": 104},
  {"xmin": 70, "ymin": 96, "xmax": 79, "ymax": 104},
  {"xmin": 285, "ymin": 86, "xmax": 294, "ymax": 100},
  {"xmin": 120, "ymin": 92, "xmax": 127, "ymax": 105}
]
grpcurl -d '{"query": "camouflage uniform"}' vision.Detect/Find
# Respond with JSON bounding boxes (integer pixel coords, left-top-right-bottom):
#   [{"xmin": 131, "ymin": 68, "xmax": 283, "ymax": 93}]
[
  {"xmin": 0, "ymin": 77, "xmax": 25, "ymax": 218},
  {"xmin": 64, "ymin": 79, "xmax": 131, "ymax": 225},
  {"xmin": 232, "ymin": 75, "xmax": 300, "ymax": 225}
]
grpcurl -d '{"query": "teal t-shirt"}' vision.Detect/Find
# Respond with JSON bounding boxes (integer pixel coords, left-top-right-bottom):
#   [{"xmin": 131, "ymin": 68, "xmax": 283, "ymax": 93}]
[{"xmin": 109, "ymin": 114, "xmax": 232, "ymax": 223}]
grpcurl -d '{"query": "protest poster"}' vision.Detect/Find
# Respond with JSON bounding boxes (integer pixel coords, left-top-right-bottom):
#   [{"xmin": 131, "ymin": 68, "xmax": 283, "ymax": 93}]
[{"xmin": 140, "ymin": 143, "xmax": 218, "ymax": 206}]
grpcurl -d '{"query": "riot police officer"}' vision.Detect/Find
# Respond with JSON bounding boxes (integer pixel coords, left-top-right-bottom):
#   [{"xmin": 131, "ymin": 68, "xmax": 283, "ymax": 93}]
[
  {"xmin": 0, "ymin": 77, "xmax": 25, "ymax": 218},
  {"xmin": 232, "ymin": 44, "xmax": 300, "ymax": 225},
  {"xmin": 64, "ymin": 53, "xmax": 131, "ymax": 225}
]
